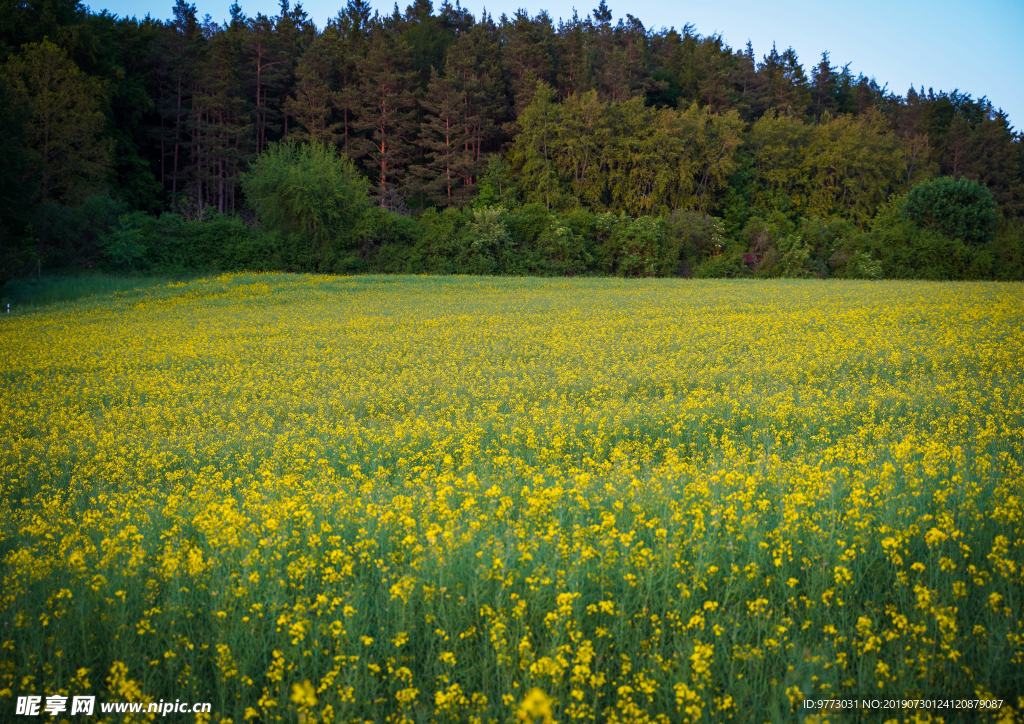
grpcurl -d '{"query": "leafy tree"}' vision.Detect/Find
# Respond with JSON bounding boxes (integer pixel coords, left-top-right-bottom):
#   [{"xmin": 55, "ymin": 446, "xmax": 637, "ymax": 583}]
[
  {"xmin": 901, "ymin": 176, "xmax": 998, "ymax": 245},
  {"xmin": 802, "ymin": 112, "xmax": 903, "ymax": 225},
  {"xmin": 747, "ymin": 109, "xmax": 811, "ymax": 211},
  {"xmin": 3, "ymin": 40, "xmax": 111, "ymax": 208},
  {"xmin": 473, "ymin": 155, "xmax": 517, "ymax": 208},
  {"xmin": 507, "ymin": 83, "xmax": 563, "ymax": 209},
  {"xmin": 0, "ymin": 75, "xmax": 35, "ymax": 281},
  {"xmin": 241, "ymin": 140, "xmax": 370, "ymax": 253}
]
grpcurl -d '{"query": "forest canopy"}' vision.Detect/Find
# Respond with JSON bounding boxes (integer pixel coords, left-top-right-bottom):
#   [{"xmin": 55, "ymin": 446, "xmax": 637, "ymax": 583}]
[{"xmin": 1, "ymin": 0, "xmax": 1022, "ymax": 283}]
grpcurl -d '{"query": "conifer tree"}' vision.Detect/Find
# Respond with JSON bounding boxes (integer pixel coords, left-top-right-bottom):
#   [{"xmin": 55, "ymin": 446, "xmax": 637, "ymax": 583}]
[
  {"xmin": 243, "ymin": 12, "xmax": 289, "ymax": 155},
  {"xmin": 283, "ymin": 38, "xmax": 340, "ymax": 145},
  {"xmin": 324, "ymin": 0, "xmax": 372, "ymax": 154},
  {"xmin": 500, "ymin": 10, "xmax": 557, "ymax": 115},
  {"xmin": 351, "ymin": 25, "xmax": 419, "ymax": 203},
  {"xmin": 810, "ymin": 51, "xmax": 837, "ymax": 119},
  {"xmin": 555, "ymin": 11, "xmax": 594, "ymax": 99},
  {"xmin": 412, "ymin": 68, "xmax": 470, "ymax": 205}
]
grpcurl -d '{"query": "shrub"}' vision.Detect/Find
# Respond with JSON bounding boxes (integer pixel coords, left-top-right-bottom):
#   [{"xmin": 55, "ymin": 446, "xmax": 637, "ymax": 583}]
[
  {"xmin": 358, "ymin": 206, "xmax": 422, "ymax": 274},
  {"xmin": 901, "ymin": 176, "xmax": 998, "ymax": 245},
  {"xmin": 612, "ymin": 217, "xmax": 665, "ymax": 277},
  {"xmin": 660, "ymin": 210, "xmax": 727, "ymax": 276},
  {"xmin": 692, "ymin": 251, "xmax": 750, "ymax": 278}
]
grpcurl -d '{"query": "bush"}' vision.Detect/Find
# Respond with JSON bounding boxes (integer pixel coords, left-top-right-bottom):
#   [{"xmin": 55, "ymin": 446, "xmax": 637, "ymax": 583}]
[
  {"xmin": 901, "ymin": 176, "xmax": 998, "ymax": 245},
  {"xmin": 100, "ymin": 211, "xmax": 275, "ymax": 273},
  {"xmin": 990, "ymin": 219, "xmax": 1024, "ymax": 281},
  {"xmin": 359, "ymin": 206, "xmax": 423, "ymax": 274},
  {"xmin": 39, "ymin": 192, "xmax": 129, "ymax": 268},
  {"xmin": 610, "ymin": 217, "xmax": 664, "ymax": 277},
  {"xmin": 659, "ymin": 211, "xmax": 727, "ymax": 277},
  {"xmin": 870, "ymin": 198, "xmax": 971, "ymax": 280},
  {"xmin": 459, "ymin": 207, "xmax": 509, "ymax": 275},
  {"xmin": 692, "ymin": 251, "xmax": 751, "ymax": 278}
]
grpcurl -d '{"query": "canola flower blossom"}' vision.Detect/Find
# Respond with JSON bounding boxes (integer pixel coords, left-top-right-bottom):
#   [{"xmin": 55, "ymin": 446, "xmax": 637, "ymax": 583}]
[{"xmin": 1, "ymin": 273, "xmax": 1023, "ymax": 723}]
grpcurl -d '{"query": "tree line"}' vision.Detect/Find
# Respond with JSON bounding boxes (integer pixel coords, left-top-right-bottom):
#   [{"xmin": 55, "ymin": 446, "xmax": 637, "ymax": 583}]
[{"xmin": 1, "ymin": 0, "xmax": 1022, "ymax": 282}]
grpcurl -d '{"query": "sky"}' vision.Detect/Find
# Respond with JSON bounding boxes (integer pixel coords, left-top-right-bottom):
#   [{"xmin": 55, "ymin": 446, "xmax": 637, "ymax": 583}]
[{"xmin": 92, "ymin": 0, "xmax": 1024, "ymax": 131}]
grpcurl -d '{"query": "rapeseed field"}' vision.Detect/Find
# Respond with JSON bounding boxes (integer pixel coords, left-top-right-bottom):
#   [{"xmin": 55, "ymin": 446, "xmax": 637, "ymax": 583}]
[{"xmin": 1, "ymin": 274, "xmax": 1022, "ymax": 723}]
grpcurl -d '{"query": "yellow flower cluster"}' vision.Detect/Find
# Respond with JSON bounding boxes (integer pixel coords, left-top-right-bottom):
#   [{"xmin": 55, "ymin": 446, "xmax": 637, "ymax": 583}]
[{"xmin": 1, "ymin": 273, "xmax": 1022, "ymax": 723}]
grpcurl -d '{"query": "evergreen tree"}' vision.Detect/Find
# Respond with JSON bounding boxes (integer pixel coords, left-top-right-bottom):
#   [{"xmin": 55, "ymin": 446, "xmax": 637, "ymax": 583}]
[
  {"xmin": 189, "ymin": 18, "xmax": 251, "ymax": 215},
  {"xmin": 555, "ymin": 11, "xmax": 594, "ymax": 99},
  {"xmin": 153, "ymin": 0, "xmax": 200, "ymax": 203},
  {"xmin": 500, "ymin": 10, "xmax": 557, "ymax": 115},
  {"xmin": 324, "ymin": 0, "xmax": 372, "ymax": 154},
  {"xmin": 760, "ymin": 44, "xmax": 810, "ymax": 116},
  {"xmin": 351, "ymin": 25, "xmax": 419, "ymax": 203},
  {"xmin": 732, "ymin": 41, "xmax": 769, "ymax": 120},
  {"xmin": 413, "ymin": 68, "xmax": 472, "ymax": 205},
  {"xmin": 810, "ymin": 51, "xmax": 837, "ymax": 119},
  {"xmin": 283, "ymin": 37, "xmax": 340, "ymax": 145},
  {"xmin": 243, "ymin": 12, "xmax": 289, "ymax": 155}
]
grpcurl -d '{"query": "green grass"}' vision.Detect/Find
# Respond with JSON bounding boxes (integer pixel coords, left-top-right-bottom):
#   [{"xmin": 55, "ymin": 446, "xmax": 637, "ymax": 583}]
[{"xmin": 0, "ymin": 271, "xmax": 199, "ymax": 308}]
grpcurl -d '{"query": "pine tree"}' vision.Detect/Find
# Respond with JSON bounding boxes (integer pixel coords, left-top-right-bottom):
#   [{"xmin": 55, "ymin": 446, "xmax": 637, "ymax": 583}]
[
  {"xmin": 443, "ymin": 21, "xmax": 504, "ymax": 190},
  {"xmin": 760, "ymin": 44, "xmax": 810, "ymax": 117},
  {"xmin": 273, "ymin": 0, "xmax": 316, "ymax": 140},
  {"xmin": 324, "ymin": 0, "xmax": 372, "ymax": 154},
  {"xmin": 190, "ymin": 17, "xmax": 251, "ymax": 215},
  {"xmin": 413, "ymin": 68, "xmax": 472, "ymax": 205},
  {"xmin": 153, "ymin": 0, "xmax": 201, "ymax": 203},
  {"xmin": 243, "ymin": 12, "xmax": 289, "ymax": 155},
  {"xmin": 555, "ymin": 11, "xmax": 594, "ymax": 99},
  {"xmin": 351, "ymin": 25, "xmax": 419, "ymax": 203},
  {"xmin": 598, "ymin": 14, "xmax": 649, "ymax": 102},
  {"xmin": 733, "ymin": 41, "xmax": 769, "ymax": 120},
  {"xmin": 283, "ymin": 38, "xmax": 340, "ymax": 145},
  {"xmin": 500, "ymin": 10, "xmax": 557, "ymax": 115},
  {"xmin": 810, "ymin": 51, "xmax": 837, "ymax": 119}
]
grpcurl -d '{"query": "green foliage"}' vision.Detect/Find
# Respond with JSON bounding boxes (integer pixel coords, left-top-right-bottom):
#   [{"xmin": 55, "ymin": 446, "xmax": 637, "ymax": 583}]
[
  {"xmin": 692, "ymin": 251, "xmax": 751, "ymax": 278},
  {"xmin": 660, "ymin": 210, "xmax": 727, "ymax": 276},
  {"xmin": 749, "ymin": 110, "xmax": 904, "ymax": 226},
  {"xmin": 610, "ymin": 217, "xmax": 664, "ymax": 277},
  {"xmin": 758, "ymin": 233, "xmax": 813, "ymax": 278},
  {"xmin": 458, "ymin": 207, "xmax": 508, "ymax": 275},
  {"xmin": 0, "ymin": 74, "xmax": 35, "ymax": 283},
  {"xmin": 2, "ymin": 0, "xmax": 1022, "ymax": 284},
  {"xmin": 2, "ymin": 40, "xmax": 111, "ymax": 207},
  {"xmin": 508, "ymin": 89, "xmax": 746, "ymax": 216},
  {"xmin": 33, "ymin": 192, "xmax": 129, "ymax": 268},
  {"xmin": 901, "ymin": 176, "xmax": 999, "ymax": 245},
  {"xmin": 871, "ymin": 196, "xmax": 973, "ymax": 280},
  {"xmin": 989, "ymin": 219, "xmax": 1024, "ymax": 281},
  {"xmin": 357, "ymin": 206, "xmax": 425, "ymax": 274},
  {"xmin": 241, "ymin": 141, "xmax": 370, "ymax": 251},
  {"xmin": 95, "ymin": 210, "xmax": 276, "ymax": 273},
  {"xmin": 473, "ymin": 156, "xmax": 518, "ymax": 210}
]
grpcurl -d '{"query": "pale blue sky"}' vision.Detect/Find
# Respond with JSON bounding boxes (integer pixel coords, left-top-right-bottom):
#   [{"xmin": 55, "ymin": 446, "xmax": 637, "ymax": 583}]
[{"xmin": 92, "ymin": 0, "xmax": 1024, "ymax": 130}]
